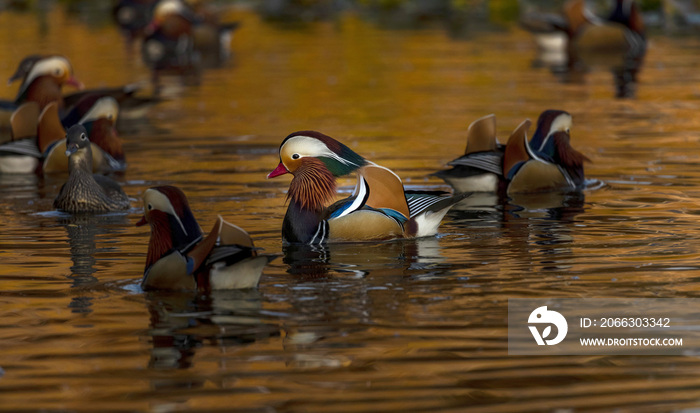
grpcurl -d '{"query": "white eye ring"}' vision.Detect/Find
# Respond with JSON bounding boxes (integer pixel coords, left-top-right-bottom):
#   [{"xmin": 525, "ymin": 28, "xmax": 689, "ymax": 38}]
[{"xmin": 292, "ymin": 153, "xmax": 300, "ymax": 160}]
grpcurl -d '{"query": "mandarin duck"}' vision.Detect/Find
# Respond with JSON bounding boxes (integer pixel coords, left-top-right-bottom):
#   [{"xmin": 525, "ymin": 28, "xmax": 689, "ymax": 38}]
[
  {"xmin": 433, "ymin": 114, "xmax": 504, "ymax": 193},
  {"xmin": 0, "ymin": 55, "xmax": 83, "ymax": 140},
  {"xmin": 113, "ymin": 0, "xmax": 159, "ymax": 48},
  {"xmin": 528, "ymin": 109, "xmax": 572, "ymax": 156},
  {"xmin": 519, "ymin": 2, "xmax": 573, "ymax": 67},
  {"xmin": 141, "ymin": 0, "xmax": 238, "ymax": 82},
  {"xmin": 53, "ymin": 125, "xmax": 130, "ymax": 213},
  {"xmin": 6, "ymin": 54, "xmax": 44, "ymax": 85},
  {"xmin": 8, "ymin": 55, "xmax": 160, "ymax": 122},
  {"xmin": 9, "ymin": 55, "xmax": 84, "ymax": 114},
  {"xmin": 41, "ymin": 96, "xmax": 125, "ymax": 174},
  {"xmin": 0, "ymin": 102, "xmax": 43, "ymax": 173},
  {"xmin": 186, "ymin": 0, "xmax": 240, "ymax": 64},
  {"xmin": 141, "ymin": 0, "xmax": 200, "ymax": 83},
  {"xmin": 566, "ymin": 0, "xmax": 646, "ymax": 59},
  {"xmin": 565, "ymin": 0, "xmax": 646, "ymax": 96},
  {"xmin": 0, "ymin": 95, "xmax": 125, "ymax": 174},
  {"xmin": 136, "ymin": 185, "xmax": 273, "ymax": 291},
  {"xmin": 503, "ymin": 113, "xmax": 590, "ymax": 195},
  {"xmin": 267, "ymin": 131, "xmax": 468, "ymax": 245}
]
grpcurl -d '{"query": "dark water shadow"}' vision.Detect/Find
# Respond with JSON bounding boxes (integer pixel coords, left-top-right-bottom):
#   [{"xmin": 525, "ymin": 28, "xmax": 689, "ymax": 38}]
[
  {"xmin": 282, "ymin": 237, "xmax": 448, "ymax": 281},
  {"xmin": 143, "ymin": 289, "xmax": 280, "ymax": 370},
  {"xmin": 56, "ymin": 212, "xmax": 131, "ymax": 313}
]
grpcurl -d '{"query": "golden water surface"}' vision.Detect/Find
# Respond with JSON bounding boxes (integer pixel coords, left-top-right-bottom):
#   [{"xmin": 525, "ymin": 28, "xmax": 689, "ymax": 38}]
[{"xmin": 2, "ymin": 4, "xmax": 700, "ymax": 412}]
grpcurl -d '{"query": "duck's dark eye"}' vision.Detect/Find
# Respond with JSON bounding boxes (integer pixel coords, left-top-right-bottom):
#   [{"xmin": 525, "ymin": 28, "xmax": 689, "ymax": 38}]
[
  {"xmin": 147, "ymin": 204, "xmax": 153, "ymax": 210},
  {"xmin": 54, "ymin": 68, "xmax": 62, "ymax": 76},
  {"xmin": 80, "ymin": 134, "xmax": 87, "ymax": 140},
  {"xmin": 292, "ymin": 153, "xmax": 300, "ymax": 160}
]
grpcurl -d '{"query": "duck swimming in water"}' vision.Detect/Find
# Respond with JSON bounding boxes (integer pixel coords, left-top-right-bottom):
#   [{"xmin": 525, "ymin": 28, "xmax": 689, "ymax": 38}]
[
  {"xmin": 53, "ymin": 124, "xmax": 130, "ymax": 213},
  {"xmin": 267, "ymin": 130, "xmax": 468, "ymax": 245},
  {"xmin": 136, "ymin": 185, "xmax": 273, "ymax": 291}
]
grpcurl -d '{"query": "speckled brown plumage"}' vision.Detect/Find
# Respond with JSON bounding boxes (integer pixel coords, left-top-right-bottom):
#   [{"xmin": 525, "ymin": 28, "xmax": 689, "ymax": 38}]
[{"xmin": 53, "ymin": 125, "xmax": 129, "ymax": 213}]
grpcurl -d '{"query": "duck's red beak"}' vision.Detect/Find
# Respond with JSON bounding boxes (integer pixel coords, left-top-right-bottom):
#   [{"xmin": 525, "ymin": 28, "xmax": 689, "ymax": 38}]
[
  {"xmin": 66, "ymin": 75, "xmax": 84, "ymax": 90},
  {"xmin": 267, "ymin": 162, "xmax": 289, "ymax": 178},
  {"xmin": 135, "ymin": 215, "xmax": 148, "ymax": 226}
]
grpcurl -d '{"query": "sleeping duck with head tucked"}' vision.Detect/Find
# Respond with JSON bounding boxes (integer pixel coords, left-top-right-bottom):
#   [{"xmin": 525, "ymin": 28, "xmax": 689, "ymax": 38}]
[
  {"xmin": 267, "ymin": 131, "xmax": 468, "ymax": 245},
  {"xmin": 53, "ymin": 124, "xmax": 130, "ymax": 213}
]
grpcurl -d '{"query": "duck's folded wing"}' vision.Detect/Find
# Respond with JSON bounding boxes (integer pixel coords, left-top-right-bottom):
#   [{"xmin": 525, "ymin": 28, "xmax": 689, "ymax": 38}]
[
  {"xmin": 0, "ymin": 138, "xmax": 41, "ymax": 158},
  {"xmin": 447, "ymin": 151, "xmax": 503, "ymax": 175},
  {"xmin": 205, "ymin": 244, "xmax": 255, "ymax": 267}
]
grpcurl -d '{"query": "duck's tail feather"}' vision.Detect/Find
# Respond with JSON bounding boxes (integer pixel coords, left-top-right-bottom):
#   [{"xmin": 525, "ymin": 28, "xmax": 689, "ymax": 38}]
[{"xmin": 406, "ymin": 192, "xmax": 471, "ymax": 238}]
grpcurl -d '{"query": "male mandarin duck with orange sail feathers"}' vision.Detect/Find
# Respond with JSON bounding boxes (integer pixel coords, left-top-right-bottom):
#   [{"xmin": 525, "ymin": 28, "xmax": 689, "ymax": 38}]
[
  {"xmin": 434, "ymin": 110, "xmax": 589, "ymax": 196},
  {"xmin": 136, "ymin": 185, "xmax": 274, "ymax": 291},
  {"xmin": 4, "ymin": 55, "xmax": 159, "ymax": 127},
  {"xmin": 432, "ymin": 113, "xmax": 504, "ymax": 193},
  {"xmin": 0, "ymin": 95, "xmax": 125, "ymax": 174},
  {"xmin": 267, "ymin": 131, "xmax": 469, "ymax": 245},
  {"xmin": 503, "ymin": 110, "xmax": 590, "ymax": 195}
]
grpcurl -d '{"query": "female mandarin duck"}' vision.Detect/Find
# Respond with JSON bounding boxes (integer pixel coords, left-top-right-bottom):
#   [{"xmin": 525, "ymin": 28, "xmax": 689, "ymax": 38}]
[
  {"xmin": 503, "ymin": 110, "xmax": 590, "ymax": 195},
  {"xmin": 433, "ymin": 114, "xmax": 505, "ymax": 193},
  {"xmin": 136, "ymin": 185, "xmax": 272, "ymax": 291},
  {"xmin": 268, "ymin": 131, "xmax": 468, "ymax": 244},
  {"xmin": 53, "ymin": 124, "xmax": 130, "ymax": 213}
]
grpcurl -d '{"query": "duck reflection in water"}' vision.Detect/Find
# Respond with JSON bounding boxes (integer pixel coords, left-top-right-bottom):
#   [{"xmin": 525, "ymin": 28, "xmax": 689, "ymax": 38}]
[
  {"xmin": 144, "ymin": 289, "xmax": 279, "ymax": 370},
  {"xmin": 281, "ymin": 239, "xmax": 447, "ymax": 369},
  {"xmin": 505, "ymin": 191, "xmax": 586, "ymax": 273},
  {"xmin": 521, "ymin": 0, "xmax": 646, "ymax": 98},
  {"xmin": 283, "ymin": 237, "xmax": 447, "ymax": 280},
  {"xmin": 59, "ymin": 212, "xmax": 130, "ymax": 313}
]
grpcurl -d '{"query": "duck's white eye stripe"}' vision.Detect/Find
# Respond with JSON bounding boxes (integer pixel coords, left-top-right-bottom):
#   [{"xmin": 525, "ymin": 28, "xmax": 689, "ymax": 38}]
[
  {"xmin": 143, "ymin": 189, "xmax": 188, "ymax": 236},
  {"xmin": 282, "ymin": 136, "xmax": 361, "ymax": 167}
]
